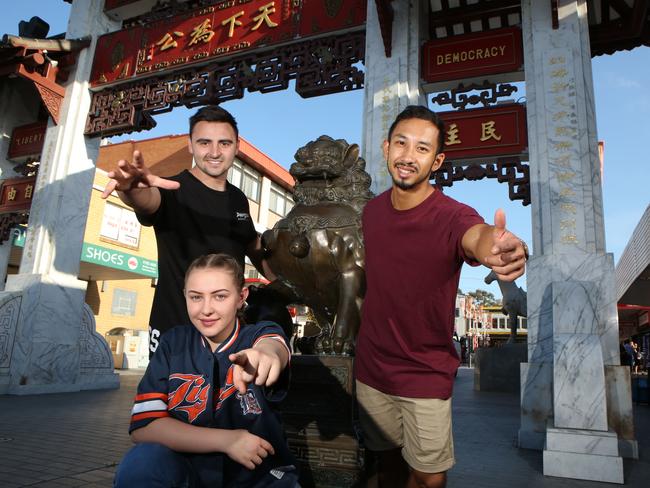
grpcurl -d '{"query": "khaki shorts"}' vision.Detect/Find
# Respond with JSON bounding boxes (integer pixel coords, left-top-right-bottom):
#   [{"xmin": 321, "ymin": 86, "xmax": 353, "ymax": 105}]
[{"xmin": 356, "ymin": 380, "xmax": 455, "ymax": 473}]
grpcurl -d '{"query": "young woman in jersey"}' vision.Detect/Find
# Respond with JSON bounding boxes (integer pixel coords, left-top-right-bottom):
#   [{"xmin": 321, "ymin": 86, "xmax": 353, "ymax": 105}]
[{"xmin": 114, "ymin": 253, "xmax": 298, "ymax": 488}]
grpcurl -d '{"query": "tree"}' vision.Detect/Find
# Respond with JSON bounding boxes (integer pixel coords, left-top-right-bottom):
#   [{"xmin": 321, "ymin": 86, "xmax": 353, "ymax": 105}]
[{"xmin": 466, "ymin": 289, "xmax": 500, "ymax": 307}]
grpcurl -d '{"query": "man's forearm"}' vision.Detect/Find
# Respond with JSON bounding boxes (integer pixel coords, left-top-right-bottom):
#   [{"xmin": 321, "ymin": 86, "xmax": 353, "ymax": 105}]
[
  {"xmin": 473, "ymin": 224, "xmax": 499, "ymax": 267},
  {"xmin": 461, "ymin": 223, "xmax": 494, "ymax": 265},
  {"xmin": 116, "ymin": 187, "xmax": 161, "ymax": 215}
]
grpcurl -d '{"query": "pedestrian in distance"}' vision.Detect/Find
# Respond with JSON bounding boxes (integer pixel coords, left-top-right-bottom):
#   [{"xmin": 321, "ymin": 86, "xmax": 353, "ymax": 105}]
[
  {"xmin": 624, "ymin": 339, "xmax": 636, "ymax": 372},
  {"xmin": 355, "ymin": 105, "xmax": 528, "ymax": 488},
  {"xmin": 114, "ymin": 253, "xmax": 298, "ymax": 487}
]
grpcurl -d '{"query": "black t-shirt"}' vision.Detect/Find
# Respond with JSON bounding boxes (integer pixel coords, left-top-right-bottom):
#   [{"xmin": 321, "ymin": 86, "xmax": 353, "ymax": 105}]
[{"xmin": 137, "ymin": 170, "xmax": 258, "ymax": 349}]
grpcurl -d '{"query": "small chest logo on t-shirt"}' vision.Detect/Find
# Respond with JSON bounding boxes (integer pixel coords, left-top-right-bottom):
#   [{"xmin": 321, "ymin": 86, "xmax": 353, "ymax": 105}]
[{"xmin": 236, "ymin": 212, "xmax": 250, "ymax": 221}]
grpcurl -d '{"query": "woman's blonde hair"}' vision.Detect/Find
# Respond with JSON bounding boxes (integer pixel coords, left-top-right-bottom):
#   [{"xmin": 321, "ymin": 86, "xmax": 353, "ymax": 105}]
[{"xmin": 184, "ymin": 253, "xmax": 245, "ymax": 291}]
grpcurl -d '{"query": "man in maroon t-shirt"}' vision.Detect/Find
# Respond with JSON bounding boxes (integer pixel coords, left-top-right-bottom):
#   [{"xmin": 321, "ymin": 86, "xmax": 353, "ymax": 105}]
[{"xmin": 355, "ymin": 106, "xmax": 527, "ymax": 488}]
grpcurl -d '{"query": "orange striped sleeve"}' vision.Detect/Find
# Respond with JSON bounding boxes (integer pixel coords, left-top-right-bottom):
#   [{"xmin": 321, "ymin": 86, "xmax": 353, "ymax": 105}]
[{"xmin": 131, "ymin": 411, "xmax": 170, "ymax": 422}]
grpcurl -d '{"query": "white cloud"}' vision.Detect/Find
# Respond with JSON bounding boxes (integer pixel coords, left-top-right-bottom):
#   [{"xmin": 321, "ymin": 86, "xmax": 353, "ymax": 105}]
[{"xmin": 614, "ymin": 77, "xmax": 642, "ymax": 89}]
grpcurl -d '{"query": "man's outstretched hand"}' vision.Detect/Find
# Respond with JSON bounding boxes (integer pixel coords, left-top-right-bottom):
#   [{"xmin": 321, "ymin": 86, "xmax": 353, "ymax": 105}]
[
  {"xmin": 482, "ymin": 209, "xmax": 527, "ymax": 282},
  {"xmin": 101, "ymin": 150, "xmax": 180, "ymax": 199}
]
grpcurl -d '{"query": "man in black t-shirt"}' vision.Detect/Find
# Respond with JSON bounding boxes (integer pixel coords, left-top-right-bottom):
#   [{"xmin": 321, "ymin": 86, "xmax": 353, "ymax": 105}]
[{"xmin": 102, "ymin": 106, "xmax": 276, "ymax": 354}]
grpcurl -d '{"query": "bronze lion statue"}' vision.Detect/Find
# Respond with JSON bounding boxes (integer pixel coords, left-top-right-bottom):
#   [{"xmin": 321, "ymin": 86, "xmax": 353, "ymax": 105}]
[{"xmin": 262, "ymin": 136, "xmax": 373, "ymax": 355}]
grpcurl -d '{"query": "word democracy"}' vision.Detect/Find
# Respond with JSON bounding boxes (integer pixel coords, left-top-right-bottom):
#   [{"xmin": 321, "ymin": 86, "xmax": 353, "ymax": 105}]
[{"xmin": 436, "ymin": 45, "xmax": 507, "ymax": 65}]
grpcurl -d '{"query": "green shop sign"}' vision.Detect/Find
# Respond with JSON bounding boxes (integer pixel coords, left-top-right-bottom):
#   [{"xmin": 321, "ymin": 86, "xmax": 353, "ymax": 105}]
[{"xmin": 81, "ymin": 243, "xmax": 158, "ymax": 278}]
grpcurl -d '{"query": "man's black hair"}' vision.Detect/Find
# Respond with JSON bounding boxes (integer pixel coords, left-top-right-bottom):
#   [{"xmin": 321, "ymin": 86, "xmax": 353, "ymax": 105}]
[
  {"xmin": 189, "ymin": 105, "xmax": 239, "ymax": 138},
  {"xmin": 387, "ymin": 105, "xmax": 445, "ymax": 154}
]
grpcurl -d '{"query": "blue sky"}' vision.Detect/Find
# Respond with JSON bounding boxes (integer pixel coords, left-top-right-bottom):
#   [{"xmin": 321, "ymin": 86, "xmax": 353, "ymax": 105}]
[{"xmin": 3, "ymin": 2, "xmax": 648, "ymax": 298}]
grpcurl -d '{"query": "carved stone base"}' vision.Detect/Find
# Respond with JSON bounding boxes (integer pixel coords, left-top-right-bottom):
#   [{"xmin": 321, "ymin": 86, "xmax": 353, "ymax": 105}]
[
  {"xmin": 0, "ymin": 274, "xmax": 118, "ymax": 394},
  {"xmin": 280, "ymin": 355, "xmax": 364, "ymax": 487},
  {"xmin": 0, "ymin": 293, "xmax": 22, "ymax": 393},
  {"xmin": 543, "ymin": 425, "xmax": 623, "ymax": 484}
]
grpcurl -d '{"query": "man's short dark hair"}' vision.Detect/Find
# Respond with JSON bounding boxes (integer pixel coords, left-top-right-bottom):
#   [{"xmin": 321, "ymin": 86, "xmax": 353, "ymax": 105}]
[
  {"xmin": 189, "ymin": 106, "xmax": 239, "ymax": 139},
  {"xmin": 387, "ymin": 105, "xmax": 445, "ymax": 154}
]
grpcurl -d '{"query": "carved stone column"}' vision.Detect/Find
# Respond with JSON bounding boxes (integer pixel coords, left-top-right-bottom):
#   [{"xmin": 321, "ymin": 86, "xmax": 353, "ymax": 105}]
[
  {"xmin": 362, "ymin": 0, "xmax": 427, "ymax": 194},
  {"xmin": 1, "ymin": 0, "xmax": 121, "ymax": 394},
  {"xmin": 519, "ymin": 0, "xmax": 635, "ymax": 482}
]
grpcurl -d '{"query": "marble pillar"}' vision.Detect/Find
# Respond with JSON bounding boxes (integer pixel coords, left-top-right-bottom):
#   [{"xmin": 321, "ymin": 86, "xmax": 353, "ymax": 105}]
[
  {"xmin": 1, "ymin": 0, "xmax": 121, "ymax": 394},
  {"xmin": 362, "ymin": 0, "xmax": 427, "ymax": 194},
  {"xmin": 519, "ymin": 0, "xmax": 635, "ymax": 481},
  {"xmin": 0, "ymin": 68, "xmax": 44, "ymax": 290}
]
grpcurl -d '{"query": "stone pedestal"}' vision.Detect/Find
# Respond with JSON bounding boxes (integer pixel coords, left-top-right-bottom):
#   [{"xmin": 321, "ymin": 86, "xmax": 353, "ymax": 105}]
[
  {"xmin": 543, "ymin": 426, "xmax": 623, "ymax": 484},
  {"xmin": 280, "ymin": 355, "xmax": 363, "ymax": 488},
  {"xmin": 1, "ymin": 274, "xmax": 118, "ymax": 394},
  {"xmin": 474, "ymin": 342, "xmax": 527, "ymax": 393}
]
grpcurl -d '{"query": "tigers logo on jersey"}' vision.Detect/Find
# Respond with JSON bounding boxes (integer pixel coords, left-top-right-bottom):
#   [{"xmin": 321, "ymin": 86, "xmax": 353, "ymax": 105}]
[
  {"xmin": 215, "ymin": 365, "xmax": 237, "ymax": 411},
  {"xmin": 237, "ymin": 390, "xmax": 262, "ymax": 415},
  {"xmin": 168, "ymin": 373, "xmax": 210, "ymax": 423},
  {"xmin": 215, "ymin": 365, "xmax": 262, "ymax": 415}
]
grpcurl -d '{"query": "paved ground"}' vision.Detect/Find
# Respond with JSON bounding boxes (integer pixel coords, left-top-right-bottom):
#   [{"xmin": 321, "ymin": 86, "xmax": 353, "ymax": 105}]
[
  {"xmin": 0, "ymin": 368, "xmax": 647, "ymax": 487},
  {"xmin": 448, "ymin": 369, "xmax": 650, "ymax": 487}
]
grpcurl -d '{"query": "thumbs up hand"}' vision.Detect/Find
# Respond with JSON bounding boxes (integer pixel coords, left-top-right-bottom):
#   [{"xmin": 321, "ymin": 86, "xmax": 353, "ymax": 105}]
[{"xmin": 482, "ymin": 209, "xmax": 527, "ymax": 281}]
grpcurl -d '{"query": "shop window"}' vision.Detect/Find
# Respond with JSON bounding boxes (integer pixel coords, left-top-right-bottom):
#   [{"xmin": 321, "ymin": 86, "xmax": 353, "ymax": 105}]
[{"xmin": 112, "ymin": 288, "xmax": 137, "ymax": 316}]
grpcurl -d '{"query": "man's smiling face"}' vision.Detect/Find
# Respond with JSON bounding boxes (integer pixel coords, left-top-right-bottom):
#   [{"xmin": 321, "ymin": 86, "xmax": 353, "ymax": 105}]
[
  {"xmin": 188, "ymin": 120, "xmax": 239, "ymax": 185},
  {"xmin": 384, "ymin": 117, "xmax": 446, "ymax": 191}
]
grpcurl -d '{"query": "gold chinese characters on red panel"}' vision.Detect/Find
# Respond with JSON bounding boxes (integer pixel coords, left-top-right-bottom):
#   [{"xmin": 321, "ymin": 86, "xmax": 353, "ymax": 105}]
[
  {"xmin": 438, "ymin": 104, "xmax": 528, "ymax": 161},
  {"xmin": 0, "ymin": 177, "xmax": 37, "ymax": 213},
  {"xmin": 91, "ymin": 0, "xmax": 366, "ymax": 87}
]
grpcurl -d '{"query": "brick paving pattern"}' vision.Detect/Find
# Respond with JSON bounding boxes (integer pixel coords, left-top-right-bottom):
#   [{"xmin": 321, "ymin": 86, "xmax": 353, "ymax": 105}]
[{"xmin": 0, "ymin": 368, "xmax": 647, "ymax": 487}]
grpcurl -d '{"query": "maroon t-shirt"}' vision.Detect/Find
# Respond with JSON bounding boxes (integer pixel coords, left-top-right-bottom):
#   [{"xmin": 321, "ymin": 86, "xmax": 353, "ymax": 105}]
[{"xmin": 355, "ymin": 189, "xmax": 484, "ymax": 399}]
